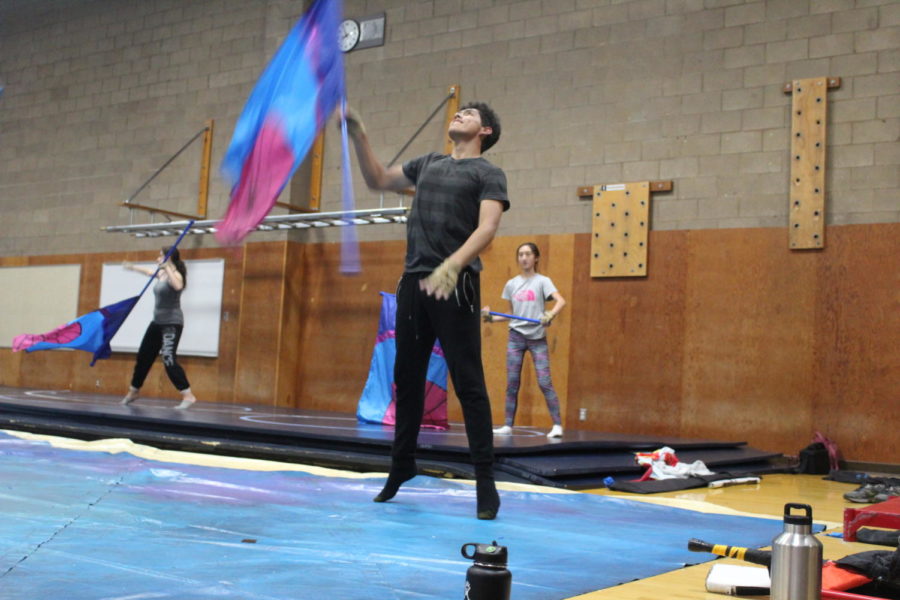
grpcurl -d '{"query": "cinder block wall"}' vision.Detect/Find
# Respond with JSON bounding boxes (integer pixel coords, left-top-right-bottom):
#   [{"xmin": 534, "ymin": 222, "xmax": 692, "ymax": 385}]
[
  {"xmin": 1, "ymin": 0, "xmax": 897, "ymax": 256},
  {"xmin": 0, "ymin": 0, "xmax": 299, "ymax": 255}
]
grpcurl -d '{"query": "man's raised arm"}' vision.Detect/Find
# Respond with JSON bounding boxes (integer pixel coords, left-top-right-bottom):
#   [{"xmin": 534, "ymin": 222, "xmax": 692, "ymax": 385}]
[{"xmin": 344, "ymin": 108, "xmax": 412, "ymax": 192}]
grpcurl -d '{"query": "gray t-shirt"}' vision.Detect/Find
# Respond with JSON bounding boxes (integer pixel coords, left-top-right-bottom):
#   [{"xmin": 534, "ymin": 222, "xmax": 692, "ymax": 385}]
[
  {"xmin": 402, "ymin": 152, "xmax": 509, "ymax": 273},
  {"xmin": 502, "ymin": 273, "xmax": 558, "ymax": 339},
  {"xmin": 153, "ymin": 277, "xmax": 183, "ymax": 325}
]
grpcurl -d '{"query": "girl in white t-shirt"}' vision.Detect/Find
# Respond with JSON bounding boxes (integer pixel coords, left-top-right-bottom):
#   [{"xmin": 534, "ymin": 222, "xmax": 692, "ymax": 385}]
[{"xmin": 482, "ymin": 242, "xmax": 566, "ymax": 438}]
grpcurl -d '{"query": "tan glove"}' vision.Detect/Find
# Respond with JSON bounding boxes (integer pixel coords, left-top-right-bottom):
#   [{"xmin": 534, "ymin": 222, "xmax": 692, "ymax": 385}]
[
  {"xmin": 540, "ymin": 311, "xmax": 554, "ymax": 326},
  {"xmin": 342, "ymin": 104, "xmax": 366, "ymax": 139},
  {"xmin": 420, "ymin": 259, "xmax": 461, "ymax": 300},
  {"xmin": 481, "ymin": 306, "xmax": 493, "ymax": 322}
]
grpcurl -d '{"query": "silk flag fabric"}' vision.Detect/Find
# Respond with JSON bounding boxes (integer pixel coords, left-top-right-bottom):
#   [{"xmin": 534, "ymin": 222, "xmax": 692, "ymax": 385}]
[
  {"xmin": 358, "ymin": 292, "xmax": 449, "ymax": 430},
  {"xmin": 217, "ymin": 0, "xmax": 349, "ymax": 248},
  {"xmin": 338, "ymin": 99, "xmax": 360, "ymax": 273},
  {"xmin": 12, "ymin": 296, "xmax": 139, "ymax": 366}
]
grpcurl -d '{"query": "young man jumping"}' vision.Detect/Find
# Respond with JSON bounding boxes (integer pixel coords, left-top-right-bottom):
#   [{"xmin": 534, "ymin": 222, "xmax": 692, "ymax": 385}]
[{"xmin": 346, "ymin": 102, "xmax": 508, "ymax": 519}]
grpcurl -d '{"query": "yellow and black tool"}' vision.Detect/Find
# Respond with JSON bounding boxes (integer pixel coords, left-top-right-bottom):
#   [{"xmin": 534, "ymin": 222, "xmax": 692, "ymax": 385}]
[{"xmin": 687, "ymin": 538, "xmax": 772, "ymax": 568}]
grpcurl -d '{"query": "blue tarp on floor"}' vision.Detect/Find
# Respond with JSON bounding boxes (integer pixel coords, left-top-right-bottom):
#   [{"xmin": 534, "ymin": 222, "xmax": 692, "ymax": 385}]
[{"xmin": 0, "ymin": 431, "xmax": 793, "ymax": 600}]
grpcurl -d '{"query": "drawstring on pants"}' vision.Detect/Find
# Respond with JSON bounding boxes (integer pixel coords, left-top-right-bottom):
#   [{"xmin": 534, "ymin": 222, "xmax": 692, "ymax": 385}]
[
  {"xmin": 457, "ymin": 270, "xmax": 475, "ymax": 314},
  {"xmin": 405, "ymin": 269, "xmax": 477, "ymax": 342}
]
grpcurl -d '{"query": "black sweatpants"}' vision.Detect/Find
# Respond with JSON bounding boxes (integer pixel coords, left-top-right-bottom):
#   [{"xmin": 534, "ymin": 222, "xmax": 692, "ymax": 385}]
[
  {"xmin": 131, "ymin": 322, "xmax": 190, "ymax": 391},
  {"xmin": 392, "ymin": 270, "xmax": 494, "ymax": 467}
]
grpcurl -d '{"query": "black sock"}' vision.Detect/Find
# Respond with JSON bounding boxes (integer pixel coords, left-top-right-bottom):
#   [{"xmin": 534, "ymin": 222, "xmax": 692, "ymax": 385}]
[
  {"xmin": 373, "ymin": 459, "xmax": 417, "ymax": 503},
  {"xmin": 475, "ymin": 464, "xmax": 500, "ymax": 520}
]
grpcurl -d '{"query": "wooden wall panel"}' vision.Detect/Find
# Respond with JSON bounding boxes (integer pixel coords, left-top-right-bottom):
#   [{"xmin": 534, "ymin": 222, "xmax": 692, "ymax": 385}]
[
  {"xmin": 211, "ymin": 246, "xmax": 243, "ymax": 403},
  {"xmin": 275, "ymin": 242, "xmax": 304, "ymax": 408},
  {"xmin": 567, "ymin": 231, "xmax": 688, "ymax": 435},
  {"xmin": 289, "ymin": 239, "xmax": 406, "ymax": 414},
  {"xmin": 1, "ymin": 224, "xmax": 896, "ymax": 464},
  {"xmin": 0, "ymin": 346, "xmax": 23, "ymax": 387},
  {"xmin": 680, "ymin": 228, "xmax": 819, "ymax": 452},
  {"xmin": 567, "ymin": 224, "xmax": 898, "ymax": 463},
  {"xmin": 16, "ymin": 347, "xmax": 78, "ymax": 391},
  {"xmin": 234, "ymin": 242, "xmax": 286, "ymax": 406},
  {"xmin": 813, "ymin": 223, "xmax": 900, "ymax": 458}
]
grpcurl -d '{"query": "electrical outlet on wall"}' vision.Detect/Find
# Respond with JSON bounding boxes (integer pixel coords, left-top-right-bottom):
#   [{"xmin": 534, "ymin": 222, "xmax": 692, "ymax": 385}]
[{"xmin": 578, "ymin": 408, "xmax": 587, "ymax": 421}]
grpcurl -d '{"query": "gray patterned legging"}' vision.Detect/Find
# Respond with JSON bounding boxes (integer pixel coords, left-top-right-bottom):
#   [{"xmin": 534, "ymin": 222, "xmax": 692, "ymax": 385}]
[{"xmin": 504, "ymin": 329, "xmax": 561, "ymax": 427}]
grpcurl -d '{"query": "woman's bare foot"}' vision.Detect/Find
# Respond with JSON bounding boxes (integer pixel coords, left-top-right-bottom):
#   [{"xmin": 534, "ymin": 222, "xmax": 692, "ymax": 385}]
[
  {"xmin": 175, "ymin": 389, "xmax": 196, "ymax": 410},
  {"xmin": 121, "ymin": 387, "xmax": 139, "ymax": 405}
]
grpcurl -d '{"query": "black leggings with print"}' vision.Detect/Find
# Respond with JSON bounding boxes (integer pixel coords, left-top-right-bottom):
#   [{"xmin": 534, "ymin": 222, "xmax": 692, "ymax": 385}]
[{"xmin": 131, "ymin": 322, "xmax": 190, "ymax": 391}]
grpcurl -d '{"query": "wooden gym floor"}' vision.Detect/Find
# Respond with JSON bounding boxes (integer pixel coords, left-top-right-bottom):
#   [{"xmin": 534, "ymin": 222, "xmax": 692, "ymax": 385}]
[{"xmin": 575, "ymin": 473, "xmax": 886, "ymax": 599}]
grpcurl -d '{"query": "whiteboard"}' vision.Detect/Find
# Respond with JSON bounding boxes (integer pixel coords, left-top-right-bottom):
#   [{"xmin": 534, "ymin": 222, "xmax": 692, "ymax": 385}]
[
  {"xmin": 100, "ymin": 259, "xmax": 225, "ymax": 357},
  {"xmin": 0, "ymin": 265, "xmax": 81, "ymax": 348}
]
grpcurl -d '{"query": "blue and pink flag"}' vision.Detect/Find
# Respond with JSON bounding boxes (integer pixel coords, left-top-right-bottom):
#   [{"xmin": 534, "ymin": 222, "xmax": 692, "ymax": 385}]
[
  {"xmin": 218, "ymin": 0, "xmax": 357, "ymax": 269},
  {"xmin": 13, "ymin": 296, "xmax": 139, "ymax": 366},
  {"xmin": 358, "ymin": 292, "xmax": 449, "ymax": 430}
]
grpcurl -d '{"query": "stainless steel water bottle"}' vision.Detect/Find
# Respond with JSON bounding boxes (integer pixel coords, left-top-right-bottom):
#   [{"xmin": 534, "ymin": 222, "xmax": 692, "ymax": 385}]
[
  {"xmin": 461, "ymin": 540, "xmax": 511, "ymax": 600},
  {"xmin": 770, "ymin": 503, "xmax": 823, "ymax": 600}
]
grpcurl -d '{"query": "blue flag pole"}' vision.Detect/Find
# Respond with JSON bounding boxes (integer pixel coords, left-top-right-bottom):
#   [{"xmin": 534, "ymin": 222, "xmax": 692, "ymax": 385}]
[
  {"xmin": 489, "ymin": 311, "xmax": 542, "ymax": 324},
  {"xmin": 136, "ymin": 220, "xmax": 195, "ymax": 298}
]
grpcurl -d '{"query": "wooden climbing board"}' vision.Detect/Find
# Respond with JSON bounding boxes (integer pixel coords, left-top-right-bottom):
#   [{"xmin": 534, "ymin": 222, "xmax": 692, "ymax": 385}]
[
  {"xmin": 788, "ymin": 77, "xmax": 830, "ymax": 249},
  {"xmin": 590, "ymin": 182, "xmax": 650, "ymax": 278}
]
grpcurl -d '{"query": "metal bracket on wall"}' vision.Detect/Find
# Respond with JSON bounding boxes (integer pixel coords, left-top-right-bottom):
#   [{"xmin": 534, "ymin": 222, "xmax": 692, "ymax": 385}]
[
  {"xmin": 121, "ymin": 119, "xmax": 214, "ymax": 222},
  {"xmin": 388, "ymin": 84, "xmax": 460, "ymax": 198}
]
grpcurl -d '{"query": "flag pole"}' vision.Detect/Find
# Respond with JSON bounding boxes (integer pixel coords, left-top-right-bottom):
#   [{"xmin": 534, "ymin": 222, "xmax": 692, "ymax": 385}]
[
  {"xmin": 136, "ymin": 220, "xmax": 195, "ymax": 298},
  {"xmin": 488, "ymin": 311, "xmax": 542, "ymax": 324}
]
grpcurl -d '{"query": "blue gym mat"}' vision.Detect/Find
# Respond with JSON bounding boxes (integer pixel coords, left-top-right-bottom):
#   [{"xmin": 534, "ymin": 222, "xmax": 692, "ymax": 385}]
[{"xmin": 0, "ymin": 431, "xmax": 802, "ymax": 599}]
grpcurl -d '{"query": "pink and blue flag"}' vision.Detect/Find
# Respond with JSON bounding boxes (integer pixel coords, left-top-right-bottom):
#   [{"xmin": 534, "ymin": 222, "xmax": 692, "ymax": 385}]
[
  {"xmin": 358, "ymin": 292, "xmax": 449, "ymax": 430},
  {"xmin": 218, "ymin": 0, "xmax": 357, "ymax": 271},
  {"xmin": 13, "ymin": 296, "xmax": 139, "ymax": 366}
]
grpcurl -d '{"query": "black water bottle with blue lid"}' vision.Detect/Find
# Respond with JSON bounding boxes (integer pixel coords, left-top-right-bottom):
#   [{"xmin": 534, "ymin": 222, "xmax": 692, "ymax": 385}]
[{"xmin": 461, "ymin": 540, "xmax": 511, "ymax": 600}]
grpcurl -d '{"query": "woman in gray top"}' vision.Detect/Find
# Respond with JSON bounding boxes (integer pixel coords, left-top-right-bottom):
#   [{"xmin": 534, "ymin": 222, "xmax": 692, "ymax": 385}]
[
  {"xmin": 121, "ymin": 247, "xmax": 196, "ymax": 410},
  {"xmin": 482, "ymin": 242, "xmax": 566, "ymax": 438}
]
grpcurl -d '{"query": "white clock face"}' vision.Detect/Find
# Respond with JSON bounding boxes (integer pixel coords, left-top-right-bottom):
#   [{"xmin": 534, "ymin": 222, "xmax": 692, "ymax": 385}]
[{"xmin": 339, "ymin": 19, "xmax": 360, "ymax": 53}]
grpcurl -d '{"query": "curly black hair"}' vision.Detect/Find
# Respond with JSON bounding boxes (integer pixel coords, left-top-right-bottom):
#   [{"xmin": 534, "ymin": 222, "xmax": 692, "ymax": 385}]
[{"xmin": 461, "ymin": 101, "xmax": 501, "ymax": 153}]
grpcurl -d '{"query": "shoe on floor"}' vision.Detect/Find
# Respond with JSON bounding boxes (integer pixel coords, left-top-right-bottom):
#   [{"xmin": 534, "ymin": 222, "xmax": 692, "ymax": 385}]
[
  {"xmin": 844, "ymin": 483, "xmax": 886, "ymax": 503},
  {"xmin": 493, "ymin": 425, "xmax": 512, "ymax": 436},
  {"xmin": 872, "ymin": 485, "xmax": 900, "ymax": 503},
  {"xmin": 547, "ymin": 424, "xmax": 564, "ymax": 438}
]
